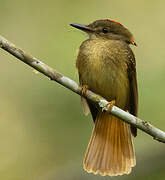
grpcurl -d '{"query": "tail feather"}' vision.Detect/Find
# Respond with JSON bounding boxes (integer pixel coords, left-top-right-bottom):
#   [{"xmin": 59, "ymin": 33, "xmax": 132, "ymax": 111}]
[{"xmin": 83, "ymin": 111, "xmax": 136, "ymax": 176}]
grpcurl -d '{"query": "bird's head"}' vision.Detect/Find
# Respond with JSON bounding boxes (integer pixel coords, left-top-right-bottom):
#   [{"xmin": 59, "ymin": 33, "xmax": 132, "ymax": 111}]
[{"xmin": 70, "ymin": 19, "xmax": 136, "ymax": 46}]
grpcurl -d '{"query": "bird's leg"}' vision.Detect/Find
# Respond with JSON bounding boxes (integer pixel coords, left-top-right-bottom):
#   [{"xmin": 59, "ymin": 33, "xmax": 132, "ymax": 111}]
[
  {"xmin": 81, "ymin": 85, "xmax": 89, "ymax": 96},
  {"xmin": 106, "ymin": 100, "xmax": 116, "ymax": 112}
]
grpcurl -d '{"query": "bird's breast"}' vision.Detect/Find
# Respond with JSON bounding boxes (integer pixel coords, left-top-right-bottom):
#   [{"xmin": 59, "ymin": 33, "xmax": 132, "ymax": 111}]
[{"xmin": 76, "ymin": 39, "xmax": 130, "ymax": 108}]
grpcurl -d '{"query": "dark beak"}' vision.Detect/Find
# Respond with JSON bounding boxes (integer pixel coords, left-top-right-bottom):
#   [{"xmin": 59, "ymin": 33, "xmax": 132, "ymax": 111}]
[{"xmin": 70, "ymin": 23, "xmax": 93, "ymax": 32}]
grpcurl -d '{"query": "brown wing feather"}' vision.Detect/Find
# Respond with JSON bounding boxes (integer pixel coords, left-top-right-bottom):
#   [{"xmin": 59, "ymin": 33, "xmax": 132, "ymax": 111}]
[
  {"xmin": 79, "ymin": 75, "xmax": 98, "ymax": 120},
  {"xmin": 126, "ymin": 48, "xmax": 138, "ymax": 137},
  {"xmin": 87, "ymin": 100, "xmax": 99, "ymax": 122}
]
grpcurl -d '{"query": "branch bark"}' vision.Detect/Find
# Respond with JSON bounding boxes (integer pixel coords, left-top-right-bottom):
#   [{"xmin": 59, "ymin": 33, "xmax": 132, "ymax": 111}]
[{"xmin": 0, "ymin": 35, "xmax": 165, "ymax": 143}]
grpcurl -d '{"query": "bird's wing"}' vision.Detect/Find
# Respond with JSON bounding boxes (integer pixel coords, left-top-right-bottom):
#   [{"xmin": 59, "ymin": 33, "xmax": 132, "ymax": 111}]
[
  {"xmin": 81, "ymin": 97, "xmax": 90, "ymax": 116},
  {"xmin": 127, "ymin": 49, "xmax": 138, "ymax": 137},
  {"xmin": 79, "ymin": 75, "xmax": 99, "ymax": 121}
]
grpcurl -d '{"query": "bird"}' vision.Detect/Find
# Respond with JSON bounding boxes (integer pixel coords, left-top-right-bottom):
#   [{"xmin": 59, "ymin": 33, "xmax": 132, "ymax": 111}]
[{"xmin": 70, "ymin": 19, "xmax": 138, "ymax": 176}]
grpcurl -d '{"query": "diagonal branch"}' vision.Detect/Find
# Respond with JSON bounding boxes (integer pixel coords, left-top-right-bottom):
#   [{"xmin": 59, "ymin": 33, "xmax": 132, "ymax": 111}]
[{"xmin": 0, "ymin": 35, "xmax": 165, "ymax": 143}]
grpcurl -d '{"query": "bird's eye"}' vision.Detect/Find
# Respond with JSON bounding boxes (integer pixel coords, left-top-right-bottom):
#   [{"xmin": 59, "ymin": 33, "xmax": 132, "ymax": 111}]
[{"xmin": 102, "ymin": 28, "xmax": 108, "ymax": 33}]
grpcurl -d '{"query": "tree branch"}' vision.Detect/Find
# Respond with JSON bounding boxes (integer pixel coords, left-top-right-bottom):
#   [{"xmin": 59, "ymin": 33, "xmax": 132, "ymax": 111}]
[{"xmin": 0, "ymin": 35, "xmax": 165, "ymax": 143}]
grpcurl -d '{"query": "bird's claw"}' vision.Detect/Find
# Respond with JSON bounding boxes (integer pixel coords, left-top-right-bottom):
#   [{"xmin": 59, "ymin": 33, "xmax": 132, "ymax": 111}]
[
  {"xmin": 105, "ymin": 100, "xmax": 116, "ymax": 112},
  {"xmin": 81, "ymin": 85, "xmax": 88, "ymax": 96}
]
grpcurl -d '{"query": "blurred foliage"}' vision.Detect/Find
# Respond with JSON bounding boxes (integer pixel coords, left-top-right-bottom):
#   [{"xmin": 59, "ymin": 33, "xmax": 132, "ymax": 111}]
[{"xmin": 0, "ymin": 0, "xmax": 165, "ymax": 179}]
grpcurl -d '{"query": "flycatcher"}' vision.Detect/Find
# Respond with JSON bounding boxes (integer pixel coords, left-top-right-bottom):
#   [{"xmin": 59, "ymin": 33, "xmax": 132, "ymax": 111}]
[{"xmin": 70, "ymin": 19, "xmax": 138, "ymax": 176}]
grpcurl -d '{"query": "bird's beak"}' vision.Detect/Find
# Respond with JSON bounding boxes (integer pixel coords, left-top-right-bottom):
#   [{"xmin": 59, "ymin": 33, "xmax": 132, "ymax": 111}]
[{"xmin": 70, "ymin": 23, "xmax": 93, "ymax": 32}]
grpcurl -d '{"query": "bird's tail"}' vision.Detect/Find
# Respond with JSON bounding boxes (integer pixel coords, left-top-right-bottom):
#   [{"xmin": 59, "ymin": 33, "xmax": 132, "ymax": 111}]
[{"xmin": 83, "ymin": 111, "xmax": 136, "ymax": 176}]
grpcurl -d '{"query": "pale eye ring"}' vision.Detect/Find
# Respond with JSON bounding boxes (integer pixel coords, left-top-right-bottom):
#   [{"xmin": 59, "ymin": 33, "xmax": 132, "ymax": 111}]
[{"xmin": 102, "ymin": 28, "xmax": 108, "ymax": 33}]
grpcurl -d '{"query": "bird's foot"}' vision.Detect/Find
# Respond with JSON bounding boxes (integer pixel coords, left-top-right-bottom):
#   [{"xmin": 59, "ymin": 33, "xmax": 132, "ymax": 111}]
[
  {"xmin": 106, "ymin": 100, "xmax": 116, "ymax": 112},
  {"xmin": 81, "ymin": 85, "xmax": 88, "ymax": 96}
]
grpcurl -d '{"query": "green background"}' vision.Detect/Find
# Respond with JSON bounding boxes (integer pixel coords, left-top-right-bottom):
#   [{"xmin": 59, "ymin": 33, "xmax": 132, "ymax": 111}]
[{"xmin": 0, "ymin": 0, "xmax": 165, "ymax": 179}]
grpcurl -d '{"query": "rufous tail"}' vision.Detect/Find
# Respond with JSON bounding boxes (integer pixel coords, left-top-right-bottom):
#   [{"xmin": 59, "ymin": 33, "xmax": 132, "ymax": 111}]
[{"xmin": 83, "ymin": 111, "xmax": 136, "ymax": 176}]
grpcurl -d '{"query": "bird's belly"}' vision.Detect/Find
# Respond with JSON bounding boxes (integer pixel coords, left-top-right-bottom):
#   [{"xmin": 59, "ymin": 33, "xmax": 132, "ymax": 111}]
[{"xmin": 80, "ymin": 58, "xmax": 130, "ymax": 109}]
